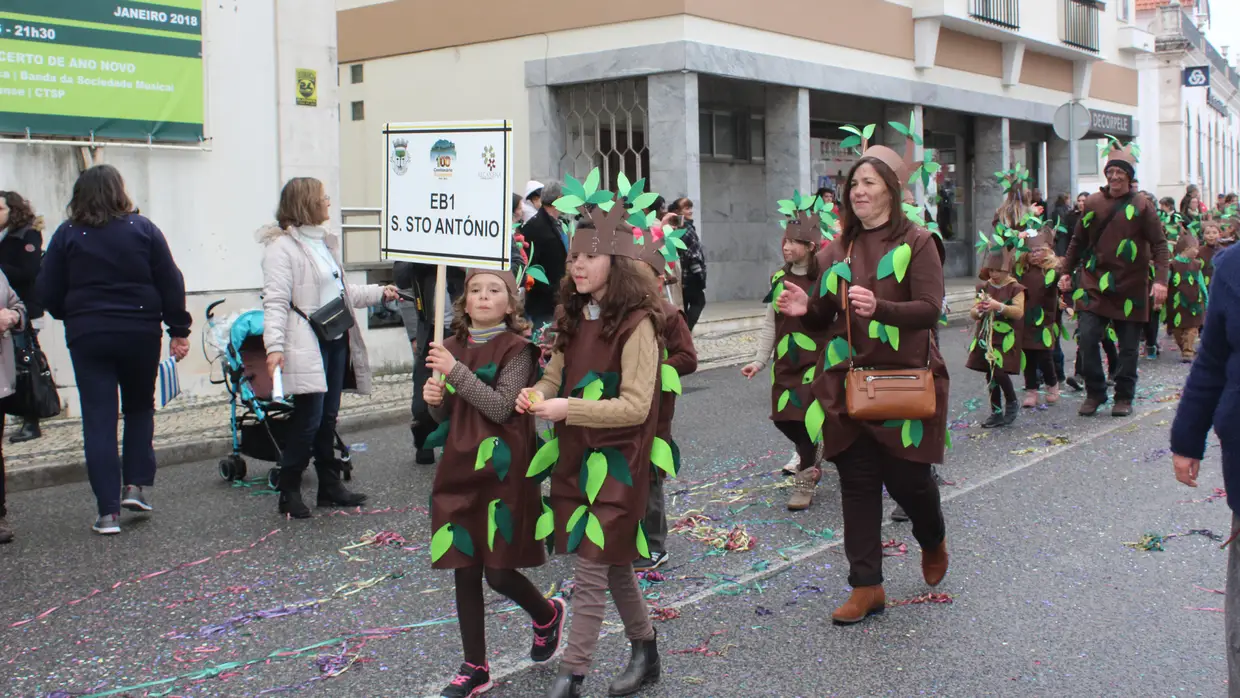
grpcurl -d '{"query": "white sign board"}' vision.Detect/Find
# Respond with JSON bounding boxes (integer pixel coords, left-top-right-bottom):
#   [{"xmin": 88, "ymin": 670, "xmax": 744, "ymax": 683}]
[{"xmin": 382, "ymin": 120, "xmax": 513, "ymax": 269}]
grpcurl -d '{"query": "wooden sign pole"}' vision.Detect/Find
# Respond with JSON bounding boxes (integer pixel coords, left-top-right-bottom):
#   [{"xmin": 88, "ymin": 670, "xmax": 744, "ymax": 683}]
[{"xmin": 431, "ymin": 263, "xmax": 447, "ymax": 381}]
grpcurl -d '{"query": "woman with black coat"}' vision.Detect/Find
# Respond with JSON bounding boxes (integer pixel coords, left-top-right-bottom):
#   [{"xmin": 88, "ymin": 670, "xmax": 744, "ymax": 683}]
[{"xmin": 0, "ymin": 191, "xmax": 46, "ymax": 443}]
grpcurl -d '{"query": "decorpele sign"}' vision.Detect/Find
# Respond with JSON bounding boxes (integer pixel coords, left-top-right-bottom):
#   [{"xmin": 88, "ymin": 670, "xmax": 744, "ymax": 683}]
[
  {"xmin": 1089, "ymin": 109, "xmax": 1134, "ymax": 137},
  {"xmin": 381, "ymin": 120, "xmax": 513, "ymax": 269}
]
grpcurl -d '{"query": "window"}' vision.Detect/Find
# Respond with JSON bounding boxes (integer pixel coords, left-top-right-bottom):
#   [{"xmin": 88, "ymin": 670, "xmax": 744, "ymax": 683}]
[
  {"xmin": 1117, "ymin": 0, "xmax": 1130, "ymax": 23},
  {"xmin": 351, "ymin": 101, "xmax": 365, "ymax": 121},
  {"xmin": 350, "ymin": 64, "xmax": 364, "ymax": 84},
  {"xmin": 699, "ymin": 110, "xmax": 764, "ymax": 161},
  {"xmin": 1078, "ymin": 141, "xmax": 1098, "ymax": 176}
]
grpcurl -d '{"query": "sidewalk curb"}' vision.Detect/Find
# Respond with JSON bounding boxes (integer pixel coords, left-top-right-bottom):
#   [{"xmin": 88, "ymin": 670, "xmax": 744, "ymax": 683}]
[{"xmin": 6, "ymin": 405, "xmax": 410, "ymax": 495}]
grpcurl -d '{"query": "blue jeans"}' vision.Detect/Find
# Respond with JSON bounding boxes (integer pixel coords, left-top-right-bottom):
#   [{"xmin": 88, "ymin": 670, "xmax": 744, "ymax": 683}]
[
  {"xmin": 279, "ymin": 337, "xmax": 349, "ymax": 474},
  {"xmin": 69, "ymin": 331, "xmax": 161, "ymax": 516}
]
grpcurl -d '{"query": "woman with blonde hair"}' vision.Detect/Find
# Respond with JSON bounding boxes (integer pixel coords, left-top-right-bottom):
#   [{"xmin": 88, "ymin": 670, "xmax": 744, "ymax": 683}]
[{"xmin": 258, "ymin": 177, "xmax": 399, "ymax": 518}]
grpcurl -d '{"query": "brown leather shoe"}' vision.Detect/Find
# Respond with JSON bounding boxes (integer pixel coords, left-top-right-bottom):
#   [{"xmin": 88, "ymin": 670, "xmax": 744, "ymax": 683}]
[
  {"xmin": 1111, "ymin": 400, "xmax": 1133, "ymax": 417},
  {"xmin": 786, "ymin": 466, "xmax": 820, "ymax": 511},
  {"xmin": 831, "ymin": 585, "xmax": 886, "ymax": 625},
  {"xmin": 922, "ymin": 540, "xmax": 949, "ymax": 586},
  {"xmin": 1079, "ymin": 398, "xmax": 1104, "ymax": 416}
]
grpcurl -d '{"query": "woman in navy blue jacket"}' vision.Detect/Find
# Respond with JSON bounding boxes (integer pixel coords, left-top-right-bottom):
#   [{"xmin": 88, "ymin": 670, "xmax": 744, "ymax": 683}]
[
  {"xmin": 37, "ymin": 165, "xmax": 191, "ymax": 536},
  {"xmin": 1170, "ymin": 244, "xmax": 1240, "ymax": 687}
]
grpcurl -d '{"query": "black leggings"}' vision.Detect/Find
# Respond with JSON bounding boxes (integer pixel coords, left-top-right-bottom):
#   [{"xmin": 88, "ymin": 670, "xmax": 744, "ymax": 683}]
[
  {"xmin": 1023, "ymin": 349, "xmax": 1058, "ymax": 390},
  {"xmin": 988, "ymin": 365, "xmax": 1016, "ymax": 411},
  {"xmin": 774, "ymin": 420, "xmax": 817, "ymax": 471},
  {"xmin": 455, "ymin": 566, "xmax": 555, "ymax": 665}
]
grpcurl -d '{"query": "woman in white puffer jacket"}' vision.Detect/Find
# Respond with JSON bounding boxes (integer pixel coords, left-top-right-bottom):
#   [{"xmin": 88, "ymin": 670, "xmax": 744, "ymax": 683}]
[{"xmin": 258, "ymin": 177, "xmax": 398, "ymax": 519}]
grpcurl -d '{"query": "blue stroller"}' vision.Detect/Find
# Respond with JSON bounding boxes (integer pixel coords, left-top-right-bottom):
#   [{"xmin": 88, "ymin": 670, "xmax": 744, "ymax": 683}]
[{"xmin": 204, "ymin": 300, "xmax": 351, "ymax": 489}]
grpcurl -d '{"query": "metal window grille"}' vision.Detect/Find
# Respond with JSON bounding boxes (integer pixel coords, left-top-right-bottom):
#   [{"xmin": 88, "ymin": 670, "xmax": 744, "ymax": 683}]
[
  {"xmin": 350, "ymin": 64, "xmax": 363, "ymax": 84},
  {"xmin": 969, "ymin": 0, "xmax": 1020, "ymax": 30},
  {"xmin": 1062, "ymin": 0, "xmax": 1101, "ymax": 52},
  {"xmin": 558, "ymin": 79, "xmax": 649, "ymax": 191}
]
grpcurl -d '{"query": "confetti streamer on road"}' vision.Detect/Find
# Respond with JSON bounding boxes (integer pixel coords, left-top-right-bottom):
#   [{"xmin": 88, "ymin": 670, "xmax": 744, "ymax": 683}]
[
  {"xmin": 881, "ymin": 539, "xmax": 908, "ymax": 557},
  {"xmin": 669, "ymin": 630, "xmax": 734, "ymax": 657},
  {"xmin": 887, "ymin": 592, "xmax": 954, "ymax": 608},
  {"xmin": 671, "ymin": 513, "xmax": 756, "ymax": 552},
  {"xmin": 1178, "ymin": 487, "xmax": 1227, "ymax": 505}
]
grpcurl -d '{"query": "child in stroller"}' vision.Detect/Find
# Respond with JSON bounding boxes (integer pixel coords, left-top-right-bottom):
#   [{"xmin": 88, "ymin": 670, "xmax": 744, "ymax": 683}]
[{"xmin": 205, "ymin": 301, "xmax": 352, "ymax": 490}]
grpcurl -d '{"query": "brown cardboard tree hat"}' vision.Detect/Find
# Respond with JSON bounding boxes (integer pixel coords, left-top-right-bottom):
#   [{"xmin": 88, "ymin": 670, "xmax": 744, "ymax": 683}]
[
  {"xmin": 567, "ymin": 195, "xmax": 643, "ymax": 260},
  {"xmin": 1098, "ymin": 136, "xmax": 1140, "ymax": 179},
  {"xmin": 979, "ymin": 249, "xmax": 1015, "ymax": 280},
  {"xmin": 776, "ymin": 190, "xmax": 838, "ymax": 244},
  {"xmin": 783, "ymin": 208, "xmax": 823, "ymax": 244},
  {"xmin": 465, "ymin": 268, "xmax": 518, "ymax": 297},
  {"xmin": 1174, "ymin": 233, "xmax": 1199, "ymax": 256},
  {"xmin": 1024, "ymin": 228, "xmax": 1054, "ymax": 252}
]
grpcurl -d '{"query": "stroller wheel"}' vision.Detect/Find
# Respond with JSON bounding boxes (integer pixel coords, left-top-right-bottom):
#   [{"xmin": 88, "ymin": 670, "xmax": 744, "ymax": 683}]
[
  {"xmin": 267, "ymin": 467, "xmax": 280, "ymax": 491},
  {"xmin": 232, "ymin": 457, "xmax": 247, "ymax": 481},
  {"xmin": 218, "ymin": 458, "xmax": 234, "ymax": 481}
]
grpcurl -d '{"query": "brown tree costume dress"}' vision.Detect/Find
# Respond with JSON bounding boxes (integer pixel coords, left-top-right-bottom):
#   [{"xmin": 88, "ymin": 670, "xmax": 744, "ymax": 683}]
[
  {"xmin": 965, "ymin": 280, "xmax": 1027, "ymax": 377},
  {"xmin": 800, "ymin": 218, "xmax": 949, "ymax": 587},
  {"xmin": 1017, "ymin": 258, "xmax": 1062, "ymax": 390},
  {"xmin": 430, "ymin": 332, "xmax": 544, "ymax": 570},
  {"xmin": 1166, "ymin": 242, "xmax": 1206, "ymax": 358},
  {"xmin": 766, "ymin": 268, "xmax": 829, "ymax": 472},
  {"xmin": 645, "ymin": 300, "xmax": 696, "ymax": 555}
]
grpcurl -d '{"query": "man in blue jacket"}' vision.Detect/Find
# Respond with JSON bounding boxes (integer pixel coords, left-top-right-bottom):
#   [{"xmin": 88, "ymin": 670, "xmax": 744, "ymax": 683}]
[{"xmin": 1170, "ymin": 244, "xmax": 1238, "ymax": 687}]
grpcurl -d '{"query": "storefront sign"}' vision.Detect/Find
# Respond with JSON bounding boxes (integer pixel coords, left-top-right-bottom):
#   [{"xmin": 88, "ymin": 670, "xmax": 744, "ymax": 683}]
[
  {"xmin": 1207, "ymin": 90, "xmax": 1228, "ymax": 117},
  {"xmin": 296, "ymin": 68, "xmax": 317, "ymax": 107},
  {"xmin": 1089, "ymin": 109, "xmax": 1134, "ymax": 137},
  {"xmin": 382, "ymin": 120, "xmax": 513, "ymax": 270},
  {"xmin": 1184, "ymin": 65, "xmax": 1210, "ymax": 87}
]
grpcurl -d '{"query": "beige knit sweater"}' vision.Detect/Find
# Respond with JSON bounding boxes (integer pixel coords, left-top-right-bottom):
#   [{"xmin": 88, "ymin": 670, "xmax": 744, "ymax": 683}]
[{"xmin": 532, "ymin": 318, "xmax": 658, "ymax": 428}]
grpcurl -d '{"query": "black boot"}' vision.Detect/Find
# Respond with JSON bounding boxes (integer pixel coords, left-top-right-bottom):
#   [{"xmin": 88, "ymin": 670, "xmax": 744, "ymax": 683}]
[
  {"xmin": 546, "ymin": 669, "xmax": 585, "ymax": 698},
  {"xmin": 981, "ymin": 401, "xmax": 1005, "ymax": 428},
  {"xmin": 1003, "ymin": 397, "xmax": 1020, "ymax": 425},
  {"xmin": 411, "ymin": 422, "xmax": 436, "ymax": 465},
  {"xmin": 9, "ymin": 419, "xmax": 40, "ymax": 443},
  {"xmin": 315, "ymin": 461, "xmax": 367, "ymax": 507},
  {"xmin": 277, "ymin": 469, "xmax": 311, "ymax": 519},
  {"xmin": 608, "ymin": 630, "xmax": 660, "ymax": 696}
]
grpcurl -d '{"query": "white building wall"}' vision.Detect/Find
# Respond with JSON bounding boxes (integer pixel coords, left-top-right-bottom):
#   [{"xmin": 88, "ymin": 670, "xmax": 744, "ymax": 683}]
[{"xmin": 0, "ymin": 0, "xmax": 352, "ymax": 415}]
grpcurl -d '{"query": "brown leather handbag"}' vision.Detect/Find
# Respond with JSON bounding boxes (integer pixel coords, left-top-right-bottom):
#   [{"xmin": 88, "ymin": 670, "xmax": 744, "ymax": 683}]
[{"xmin": 841, "ymin": 243, "xmax": 937, "ymax": 421}]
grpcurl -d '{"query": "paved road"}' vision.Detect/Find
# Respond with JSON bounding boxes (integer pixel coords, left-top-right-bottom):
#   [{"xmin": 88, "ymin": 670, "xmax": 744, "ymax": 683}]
[{"xmin": 1, "ymin": 329, "xmax": 1226, "ymax": 697}]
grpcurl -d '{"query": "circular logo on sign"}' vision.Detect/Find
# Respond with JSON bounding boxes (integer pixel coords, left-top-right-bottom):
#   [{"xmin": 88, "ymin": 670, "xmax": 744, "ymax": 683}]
[{"xmin": 1188, "ymin": 69, "xmax": 1208, "ymax": 86}]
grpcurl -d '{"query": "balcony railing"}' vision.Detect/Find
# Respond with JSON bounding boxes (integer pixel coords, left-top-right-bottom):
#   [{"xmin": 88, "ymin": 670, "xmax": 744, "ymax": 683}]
[
  {"xmin": 1062, "ymin": 0, "xmax": 1101, "ymax": 52},
  {"xmin": 969, "ymin": 0, "xmax": 1020, "ymax": 30}
]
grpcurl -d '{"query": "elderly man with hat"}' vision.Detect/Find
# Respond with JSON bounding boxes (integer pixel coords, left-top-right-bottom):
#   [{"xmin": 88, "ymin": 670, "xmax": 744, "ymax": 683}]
[{"xmin": 1058, "ymin": 142, "xmax": 1170, "ymax": 417}]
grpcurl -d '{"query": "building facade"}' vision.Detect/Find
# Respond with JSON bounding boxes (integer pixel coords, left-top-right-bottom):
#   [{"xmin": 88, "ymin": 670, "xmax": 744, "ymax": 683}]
[
  {"xmin": 337, "ymin": 0, "xmax": 1148, "ymax": 301},
  {"xmin": 1134, "ymin": 0, "xmax": 1240, "ymax": 205}
]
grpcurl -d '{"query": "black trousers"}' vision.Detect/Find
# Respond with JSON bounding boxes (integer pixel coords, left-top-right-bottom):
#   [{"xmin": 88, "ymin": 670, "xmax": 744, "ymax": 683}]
[
  {"xmin": 1073, "ymin": 331, "xmax": 1118, "ymax": 376},
  {"xmin": 1023, "ymin": 349, "xmax": 1058, "ymax": 390},
  {"xmin": 773, "ymin": 420, "xmax": 816, "ymax": 471},
  {"xmin": 835, "ymin": 435, "xmax": 945, "ymax": 587},
  {"xmin": 987, "ymin": 365, "xmax": 1015, "ymax": 410},
  {"xmin": 682, "ymin": 284, "xmax": 706, "ymax": 332},
  {"xmin": 643, "ymin": 467, "xmax": 668, "ymax": 555},
  {"xmin": 278, "ymin": 337, "xmax": 349, "ymax": 475},
  {"xmin": 1144, "ymin": 307, "xmax": 1160, "ymax": 348},
  {"xmin": 1078, "ymin": 312, "xmax": 1143, "ymax": 402}
]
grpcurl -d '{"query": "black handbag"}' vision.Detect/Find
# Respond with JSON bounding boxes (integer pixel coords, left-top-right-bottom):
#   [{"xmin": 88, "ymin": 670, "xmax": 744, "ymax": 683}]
[
  {"xmin": 291, "ymin": 296, "xmax": 355, "ymax": 342},
  {"xmin": 5, "ymin": 328, "xmax": 61, "ymax": 419}
]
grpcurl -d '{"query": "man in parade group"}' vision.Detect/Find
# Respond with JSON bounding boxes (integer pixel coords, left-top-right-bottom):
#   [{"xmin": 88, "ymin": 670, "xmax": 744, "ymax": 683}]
[{"xmin": 1059, "ymin": 143, "xmax": 1169, "ymax": 417}]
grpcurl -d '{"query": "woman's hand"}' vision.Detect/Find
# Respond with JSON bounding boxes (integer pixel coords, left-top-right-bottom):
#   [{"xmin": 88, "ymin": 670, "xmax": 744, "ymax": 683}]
[
  {"xmin": 848, "ymin": 286, "xmax": 878, "ymax": 318},
  {"xmin": 170, "ymin": 337, "xmax": 190, "ymax": 361},
  {"xmin": 776, "ymin": 283, "xmax": 809, "ymax": 317},
  {"xmin": 382, "ymin": 285, "xmax": 401, "ymax": 302},
  {"xmin": 516, "ymin": 388, "xmax": 544, "ymax": 414},
  {"xmin": 0, "ymin": 309, "xmax": 19, "ymax": 332},
  {"xmin": 426, "ymin": 342, "xmax": 457, "ymax": 375},
  {"xmin": 1058, "ymin": 275, "xmax": 1073, "ymax": 292},
  {"xmin": 423, "ymin": 377, "xmax": 445, "ymax": 407},
  {"xmin": 978, "ymin": 299, "xmax": 1004, "ymax": 313},
  {"xmin": 530, "ymin": 397, "xmax": 569, "ymax": 423},
  {"xmin": 740, "ymin": 362, "xmax": 762, "ymax": 379},
  {"xmin": 1173, "ymin": 454, "xmax": 1200, "ymax": 487},
  {"xmin": 267, "ymin": 351, "xmax": 284, "ymax": 378}
]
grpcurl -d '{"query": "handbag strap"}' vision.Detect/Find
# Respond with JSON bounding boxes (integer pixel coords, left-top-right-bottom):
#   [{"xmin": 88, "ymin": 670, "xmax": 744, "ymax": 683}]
[{"xmin": 840, "ymin": 239, "xmax": 932, "ymax": 371}]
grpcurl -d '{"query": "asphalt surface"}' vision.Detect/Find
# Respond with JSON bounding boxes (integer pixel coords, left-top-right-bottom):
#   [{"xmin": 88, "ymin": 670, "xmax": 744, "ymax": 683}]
[{"xmin": 0, "ymin": 327, "xmax": 1227, "ymax": 698}]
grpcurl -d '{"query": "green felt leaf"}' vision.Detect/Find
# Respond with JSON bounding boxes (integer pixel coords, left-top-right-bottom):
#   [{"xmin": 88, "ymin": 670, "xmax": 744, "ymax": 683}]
[
  {"xmin": 598, "ymin": 199, "xmax": 615, "ymax": 212},
  {"xmin": 792, "ymin": 332, "xmax": 817, "ymax": 352},
  {"xmin": 424, "ymin": 420, "xmax": 450, "ymax": 449},
  {"xmin": 802, "ymin": 366, "xmax": 816, "ymax": 384},
  {"xmin": 586, "ymin": 190, "xmax": 613, "ymax": 205},
  {"xmin": 1002, "ymin": 332, "xmax": 1016, "ymax": 353},
  {"xmin": 487, "ymin": 499, "xmax": 514, "ymax": 551},
  {"xmin": 526, "ymin": 266, "xmax": 549, "ymax": 285},
  {"xmin": 993, "ymin": 321, "xmax": 1013, "ymax": 334},
  {"xmin": 806, "ymin": 400, "xmax": 826, "ymax": 444},
  {"xmin": 1083, "ymin": 211, "xmax": 1095, "ymax": 228},
  {"xmin": 616, "ymin": 171, "xmax": 632, "ymax": 197},
  {"xmin": 887, "ymin": 326, "xmax": 900, "ymax": 351},
  {"xmin": 862, "ymin": 124, "xmax": 876, "ymax": 140},
  {"xmin": 585, "ymin": 513, "xmax": 605, "ymax": 550},
  {"xmin": 770, "ymin": 281, "xmax": 786, "ymax": 311},
  {"xmin": 868, "ymin": 320, "xmax": 881, "ymax": 339},
  {"xmin": 602, "ymin": 447, "xmax": 632, "ymax": 487},
  {"xmin": 1124, "ymin": 298, "xmax": 1134, "ymax": 317},
  {"xmin": 567, "ymin": 504, "xmax": 587, "ymax": 534},
  {"xmin": 474, "ymin": 437, "xmax": 497, "ymax": 471},
  {"xmin": 584, "ymin": 451, "xmax": 607, "ymax": 504},
  {"xmin": 582, "ymin": 378, "xmax": 605, "ymax": 401},
  {"xmin": 553, "ymin": 195, "xmax": 586, "ymax": 214},
  {"xmin": 892, "ymin": 243, "xmax": 912, "ymax": 283},
  {"xmin": 1020, "ymin": 350, "xmax": 1026, "ymax": 373},
  {"xmin": 1125, "ymin": 204, "xmax": 1135, "ymax": 221},
  {"xmin": 825, "ymin": 337, "xmax": 853, "ymax": 368},
  {"xmin": 1107, "ymin": 327, "xmax": 1119, "ymax": 343},
  {"xmin": 628, "ymin": 177, "xmax": 646, "ymax": 201},
  {"xmin": 651, "ymin": 437, "xmax": 676, "ymax": 477},
  {"xmin": 494, "ymin": 439, "xmax": 511, "ymax": 481},
  {"xmin": 787, "ymin": 390, "xmax": 803, "ymax": 409},
  {"xmin": 1073, "ymin": 288, "xmax": 1086, "ymax": 302},
  {"xmin": 452, "ymin": 525, "xmax": 474, "ymax": 557},
  {"xmin": 1043, "ymin": 328, "xmax": 1053, "ymax": 348},
  {"xmin": 822, "ymin": 271, "xmax": 838, "ymax": 297},
  {"xmin": 562, "ymin": 174, "xmax": 586, "ymax": 200},
  {"xmin": 583, "ymin": 169, "xmax": 600, "ymax": 197},
  {"xmin": 636, "ymin": 522, "xmax": 650, "ymax": 558},
  {"xmin": 777, "ymin": 389, "xmax": 791, "ymax": 412},
  {"xmin": 770, "ymin": 363, "xmax": 776, "ymax": 386},
  {"xmin": 1100, "ymin": 272, "xmax": 1112, "ymax": 293},
  {"xmin": 430, "ymin": 524, "xmax": 453, "ymax": 563},
  {"xmin": 1175, "ymin": 312, "xmax": 1182, "ymax": 328},
  {"xmin": 970, "ymin": 337, "xmax": 978, "ymax": 352},
  {"xmin": 945, "ymin": 427, "xmax": 954, "ymax": 450},
  {"xmin": 528, "ymin": 438, "xmax": 559, "ymax": 480},
  {"xmin": 888, "ymin": 120, "xmax": 911, "ymax": 136},
  {"xmin": 473, "ymin": 362, "xmax": 499, "ymax": 385},
  {"xmin": 777, "ymin": 334, "xmax": 791, "ymax": 360},
  {"xmin": 566, "ymin": 506, "xmax": 588, "ymax": 553},
  {"xmin": 1045, "ymin": 269, "xmax": 1056, "ymax": 286},
  {"xmin": 876, "ymin": 248, "xmax": 896, "ymax": 280},
  {"xmin": 839, "ymin": 135, "xmax": 861, "ymax": 150},
  {"xmin": 901, "ymin": 419, "xmax": 924, "ymax": 448},
  {"xmin": 660, "ymin": 363, "xmax": 682, "ymax": 394},
  {"xmin": 445, "ymin": 382, "xmax": 457, "ymax": 395},
  {"xmin": 1035, "ymin": 307, "xmax": 1045, "ymax": 325},
  {"xmin": 534, "ymin": 500, "xmax": 554, "ymax": 541},
  {"xmin": 672, "ymin": 238, "xmax": 687, "ymax": 250},
  {"xmin": 630, "ymin": 192, "xmax": 658, "ymax": 210}
]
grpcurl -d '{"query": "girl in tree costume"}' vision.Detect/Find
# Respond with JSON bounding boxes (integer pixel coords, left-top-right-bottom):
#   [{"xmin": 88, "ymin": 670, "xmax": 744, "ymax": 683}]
[
  {"xmin": 634, "ymin": 229, "xmax": 697, "ymax": 572},
  {"xmin": 517, "ymin": 170, "xmax": 665, "ymax": 698},
  {"xmin": 1017, "ymin": 229, "xmax": 1062, "ymax": 408},
  {"xmin": 776, "ymin": 123, "xmax": 950, "ymax": 626},
  {"xmin": 1199, "ymin": 220, "xmax": 1222, "ymax": 290},
  {"xmin": 423, "ymin": 268, "xmax": 564, "ymax": 698},
  {"xmin": 741, "ymin": 194, "xmax": 835, "ymax": 510},
  {"xmin": 1166, "ymin": 234, "xmax": 1206, "ymax": 362},
  {"xmin": 967, "ymin": 231, "xmax": 1027, "ymax": 428}
]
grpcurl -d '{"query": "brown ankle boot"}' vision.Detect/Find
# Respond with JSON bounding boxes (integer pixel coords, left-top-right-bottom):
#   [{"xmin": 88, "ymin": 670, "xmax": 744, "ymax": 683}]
[
  {"xmin": 831, "ymin": 585, "xmax": 886, "ymax": 625},
  {"xmin": 922, "ymin": 540, "xmax": 949, "ymax": 586}
]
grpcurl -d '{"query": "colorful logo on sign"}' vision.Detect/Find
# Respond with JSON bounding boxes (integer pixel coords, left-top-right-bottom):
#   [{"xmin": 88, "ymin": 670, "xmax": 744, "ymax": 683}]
[
  {"xmin": 479, "ymin": 144, "xmax": 500, "ymax": 180},
  {"xmin": 430, "ymin": 139, "xmax": 456, "ymax": 179},
  {"xmin": 390, "ymin": 138, "xmax": 410, "ymax": 176}
]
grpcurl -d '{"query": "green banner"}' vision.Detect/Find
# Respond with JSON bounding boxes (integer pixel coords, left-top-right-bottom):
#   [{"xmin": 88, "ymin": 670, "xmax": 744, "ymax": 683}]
[{"xmin": 0, "ymin": 1, "xmax": 203, "ymax": 142}]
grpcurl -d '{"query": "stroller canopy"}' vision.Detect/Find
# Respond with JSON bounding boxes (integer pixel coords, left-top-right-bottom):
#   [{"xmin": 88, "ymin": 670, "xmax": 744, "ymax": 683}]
[{"xmin": 230, "ymin": 310, "xmax": 266, "ymax": 356}]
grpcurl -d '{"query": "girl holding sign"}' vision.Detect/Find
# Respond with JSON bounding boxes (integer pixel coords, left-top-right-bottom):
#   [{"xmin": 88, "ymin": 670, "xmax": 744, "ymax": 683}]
[
  {"xmin": 423, "ymin": 268, "xmax": 565, "ymax": 698},
  {"xmin": 516, "ymin": 181, "xmax": 665, "ymax": 698}
]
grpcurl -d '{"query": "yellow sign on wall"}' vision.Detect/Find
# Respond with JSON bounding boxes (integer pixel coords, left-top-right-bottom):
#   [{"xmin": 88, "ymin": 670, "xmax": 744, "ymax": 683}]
[{"xmin": 296, "ymin": 68, "xmax": 317, "ymax": 107}]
